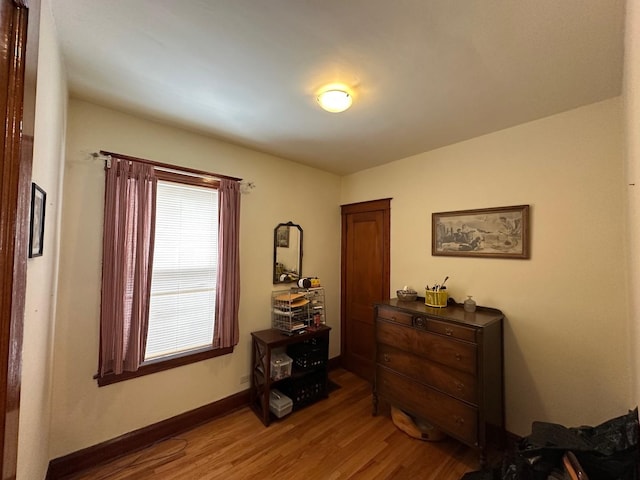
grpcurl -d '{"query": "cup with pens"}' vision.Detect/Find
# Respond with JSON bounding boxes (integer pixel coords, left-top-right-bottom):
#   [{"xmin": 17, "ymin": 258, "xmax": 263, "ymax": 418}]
[{"xmin": 425, "ymin": 276, "xmax": 449, "ymax": 308}]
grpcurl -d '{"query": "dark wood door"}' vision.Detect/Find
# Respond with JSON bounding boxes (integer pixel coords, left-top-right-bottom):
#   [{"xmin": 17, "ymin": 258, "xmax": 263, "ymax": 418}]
[
  {"xmin": 340, "ymin": 199, "xmax": 390, "ymax": 382},
  {"xmin": 0, "ymin": 0, "xmax": 39, "ymax": 477}
]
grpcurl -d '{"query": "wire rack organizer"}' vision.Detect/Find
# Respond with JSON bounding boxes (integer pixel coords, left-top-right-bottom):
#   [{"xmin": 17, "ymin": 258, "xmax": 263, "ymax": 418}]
[{"xmin": 271, "ymin": 287, "xmax": 325, "ymax": 334}]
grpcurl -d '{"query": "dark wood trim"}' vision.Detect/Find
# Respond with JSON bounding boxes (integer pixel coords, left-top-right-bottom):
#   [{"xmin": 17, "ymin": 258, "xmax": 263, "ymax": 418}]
[
  {"xmin": 154, "ymin": 168, "xmax": 220, "ymax": 188},
  {"xmin": 0, "ymin": 0, "xmax": 39, "ymax": 477},
  {"xmin": 96, "ymin": 346, "xmax": 234, "ymax": 387},
  {"xmin": 100, "ymin": 150, "xmax": 242, "ymax": 182},
  {"xmin": 327, "ymin": 355, "xmax": 341, "ymax": 371},
  {"xmin": 340, "ymin": 198, "xmax": 392, "ymax": 215},
  {"xmin": 46, "ymin": 388, "xmax": 251, "ymax": 479}
]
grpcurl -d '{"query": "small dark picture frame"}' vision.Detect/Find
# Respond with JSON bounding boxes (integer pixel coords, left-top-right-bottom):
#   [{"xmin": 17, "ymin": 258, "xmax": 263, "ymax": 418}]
[
  {"xmin": 276, "ymin": 225, "xmax": 289, "ymax": 248},
  {"xmin": 29, "ymin": 183, "xmax": 46, "ymax": 258}
]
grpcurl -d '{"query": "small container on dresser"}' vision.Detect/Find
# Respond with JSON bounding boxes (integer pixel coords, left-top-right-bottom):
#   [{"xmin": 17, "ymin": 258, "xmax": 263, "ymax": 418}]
[{"xmin": 372, "ymin": 297, "xmax": 504, "ymax": 468}]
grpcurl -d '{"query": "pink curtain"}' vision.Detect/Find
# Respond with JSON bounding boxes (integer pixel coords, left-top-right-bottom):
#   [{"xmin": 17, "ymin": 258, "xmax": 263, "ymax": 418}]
[
  {"xmin": 214, "ymin": 178, "xmax": 241, "ymax": 348},
  {"xmin": 99, "ymin": 159, "xmax": 157, "ymax": 376}
]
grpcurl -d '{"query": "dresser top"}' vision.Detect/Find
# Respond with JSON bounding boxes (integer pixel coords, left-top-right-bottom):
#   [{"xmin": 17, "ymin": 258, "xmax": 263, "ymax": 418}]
[{"xmin": 375, "ymin": 298, "xmax": 503, "ymax": 328}]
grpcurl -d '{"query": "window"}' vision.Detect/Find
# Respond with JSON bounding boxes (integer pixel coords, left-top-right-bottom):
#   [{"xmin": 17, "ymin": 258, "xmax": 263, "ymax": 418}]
[
  {"xmin": 145, "ymin": 179, "xmax": 219, "ymax": 361},
  {"xmin": 97, "ymin": 155, "xmax": 240, "ymax": 386}
]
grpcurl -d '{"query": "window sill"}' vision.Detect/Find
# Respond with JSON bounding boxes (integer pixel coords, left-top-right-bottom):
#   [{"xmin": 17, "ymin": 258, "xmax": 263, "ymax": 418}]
[{"xmin": 95, "ymin": 346, "xmax": 234, "ymax": 387}]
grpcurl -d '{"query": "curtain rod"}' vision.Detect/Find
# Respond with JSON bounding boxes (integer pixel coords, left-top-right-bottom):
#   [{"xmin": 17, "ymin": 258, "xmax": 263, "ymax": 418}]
[{"xmin": 99, "ymin": 150, "xmax": 242, "ymax": 182}]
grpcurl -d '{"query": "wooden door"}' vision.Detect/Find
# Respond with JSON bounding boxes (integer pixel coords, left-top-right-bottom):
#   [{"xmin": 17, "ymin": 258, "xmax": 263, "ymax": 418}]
[
  {"xmin": 0, "ymin": 0, "xmax": 39, "ymax": 477},
  {"xmin": 340, "ymin": 199, "xmax": 390, "ymax": 382}
]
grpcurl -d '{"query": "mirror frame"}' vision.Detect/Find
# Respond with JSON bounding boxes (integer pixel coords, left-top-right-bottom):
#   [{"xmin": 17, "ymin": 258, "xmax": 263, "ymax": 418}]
[{"xmin": 273, "ymin": 221, "xmax": 303, "ymax": 284}]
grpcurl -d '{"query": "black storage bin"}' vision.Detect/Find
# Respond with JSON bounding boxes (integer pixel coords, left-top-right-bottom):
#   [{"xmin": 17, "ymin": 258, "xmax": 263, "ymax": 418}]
[
  {"xmin": 287, "ymin": 337, "xmax": 328, "ymax": 371},
  {"xmin": 280, "ymin": 370, "xmax": 327, "ymax": 409}
]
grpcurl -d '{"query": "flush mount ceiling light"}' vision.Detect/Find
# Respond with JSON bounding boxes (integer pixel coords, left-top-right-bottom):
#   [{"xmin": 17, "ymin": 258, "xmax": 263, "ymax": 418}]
[{"xmin": 317, "ymin": 88, "xmax": 353, "ymax": 113}]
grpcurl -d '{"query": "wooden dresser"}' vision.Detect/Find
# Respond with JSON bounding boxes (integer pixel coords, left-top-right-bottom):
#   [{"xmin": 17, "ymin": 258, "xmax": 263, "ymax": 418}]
[{"xmin": 373, "ymin": 298, "xmax": 504, "ymax": 465}]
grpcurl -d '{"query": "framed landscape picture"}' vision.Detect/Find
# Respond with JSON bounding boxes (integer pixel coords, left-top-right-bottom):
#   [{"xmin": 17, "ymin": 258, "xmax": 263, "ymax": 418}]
[{"xmin": 432, "ymin": 205, "xmax": 530, "ymax": 259}]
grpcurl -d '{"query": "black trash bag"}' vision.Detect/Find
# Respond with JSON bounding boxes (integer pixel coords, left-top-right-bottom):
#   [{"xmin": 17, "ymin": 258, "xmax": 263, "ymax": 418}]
[
  {"xmin": 515, "ymin": 408, "xmax": 640, "ymax": 480},
  {"xmin": 500, "ymin": 447, "xmax": 554, "ymax": 480},
  {"xmin": 460, "ymin": 469, "xmax": 502, "ymax": 480}
]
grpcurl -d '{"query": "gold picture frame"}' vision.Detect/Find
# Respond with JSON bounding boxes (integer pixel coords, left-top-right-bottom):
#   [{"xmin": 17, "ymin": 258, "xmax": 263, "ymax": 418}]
[{"xmin": 432, "ymin": 205, "xmax": 530, "ymax": 259}]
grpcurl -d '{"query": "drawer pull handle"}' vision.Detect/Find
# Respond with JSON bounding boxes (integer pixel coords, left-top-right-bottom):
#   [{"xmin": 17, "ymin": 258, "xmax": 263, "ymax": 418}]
[
  {"xmin": 455, "ymin": 382, "xmax": 465, "ymax": 391},
  {"xmin": 391, "ymin": 316, "xmax": 397, "ymax": 322},
  {"xmin": 445, "ymin": 328, "xmax": 453, "ymax": 336},
  {"xmin": 454, "ymin": 416, "xmax": 465, "ymax": 426},
  {"xmin": 415, "ymin": 318, "xmax": 424, "ymax": 327},
  {"xmin": 455, "ymin": 353, "xmax": 462, "ymax": 361},
  {"xmin": 383, "ymin": 354, "xmax": 391, "ymax": 363}
]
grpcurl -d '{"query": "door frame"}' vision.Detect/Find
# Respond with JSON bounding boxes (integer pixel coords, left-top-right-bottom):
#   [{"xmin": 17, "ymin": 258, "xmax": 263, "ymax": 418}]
[
  {"xmin": 340, "ymin": 199, "xmax": 391, "ymax": 369},
  {"xmin": 0, "ymin": 0, "xmax": 38, "ymax": 477}
]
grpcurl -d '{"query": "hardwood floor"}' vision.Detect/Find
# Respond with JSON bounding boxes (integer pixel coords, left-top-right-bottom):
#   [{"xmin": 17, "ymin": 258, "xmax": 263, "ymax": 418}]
[{"xmin": 66, "ymin": 369, "xmax": 482, "ymax": 480}]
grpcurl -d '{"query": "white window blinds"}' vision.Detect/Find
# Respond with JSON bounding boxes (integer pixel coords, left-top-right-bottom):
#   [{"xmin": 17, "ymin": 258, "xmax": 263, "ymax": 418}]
[{"xmin": 144, "ymin": 180, "xmax": 219, "ymax": 361}]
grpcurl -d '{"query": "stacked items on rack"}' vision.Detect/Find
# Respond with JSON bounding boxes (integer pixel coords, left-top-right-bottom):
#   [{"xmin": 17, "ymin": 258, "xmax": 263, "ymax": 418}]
[
  {"xmin": 272, "ymin": 291, "xmax": 309, "ymax": 333},
  {"xmin": 271, "ymin": 287, "xmax": 325, "ymax": 335}
]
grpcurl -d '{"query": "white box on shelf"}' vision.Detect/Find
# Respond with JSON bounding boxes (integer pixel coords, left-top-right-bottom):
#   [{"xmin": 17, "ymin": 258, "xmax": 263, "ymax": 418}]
[
  {"xmin": 269, "ymin": 389, "xmax": 293, "ymax": 418},
  {"xmin": 270, "ymin": 352, "xmax": 292, "ymax": 380}
]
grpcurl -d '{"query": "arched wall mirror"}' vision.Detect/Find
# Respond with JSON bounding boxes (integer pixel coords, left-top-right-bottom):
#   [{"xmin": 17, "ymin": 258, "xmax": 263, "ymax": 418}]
[{"xmin": 273, "ymin": 222, "xmax": 303, "ymax": 284}]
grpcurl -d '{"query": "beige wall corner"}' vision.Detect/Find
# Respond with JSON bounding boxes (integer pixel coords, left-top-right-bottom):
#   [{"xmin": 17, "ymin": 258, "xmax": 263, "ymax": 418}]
[
  {"xmin": 625, "ymin": 0, "xmax": 640, "ymax": 406},
  {"xmin": 342, "ymin": 98, "xmax": 630, "ymax": 436},
  {"xmin": 17, "ymin": 0, "xmax": 68, "ymax": 478}
]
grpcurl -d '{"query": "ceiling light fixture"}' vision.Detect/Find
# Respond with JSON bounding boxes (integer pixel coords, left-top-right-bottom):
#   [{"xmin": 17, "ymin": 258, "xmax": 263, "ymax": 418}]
[{"xmin": 317, "ymin": 88, "xmax": 352, "ymax": 113}]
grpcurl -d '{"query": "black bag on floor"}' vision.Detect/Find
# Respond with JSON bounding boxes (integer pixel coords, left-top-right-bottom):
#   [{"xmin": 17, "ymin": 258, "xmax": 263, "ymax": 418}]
[{"xmin": 515, "ymin": 408, "xmax": 640, "ymax": 480}]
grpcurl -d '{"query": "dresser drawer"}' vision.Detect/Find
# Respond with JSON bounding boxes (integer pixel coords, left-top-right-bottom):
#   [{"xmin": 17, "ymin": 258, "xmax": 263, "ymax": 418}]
[
  {"xmin": 377, "ymin": 306, "xmax": 412, "ymax": 326},
  {"xmin": 426, "ymin": 318, "xmax": 477, "ymax": 342},
  {"xmin": 377, "ymin": 367, "xmax": 478, "ymax": 446},
  {"xmin": 376, "ymin": 319, "xmax": 477, "ymax": 374},
  {"xmin": 377, "ymin": 344, "xmax": 477, "ymax": 404}
]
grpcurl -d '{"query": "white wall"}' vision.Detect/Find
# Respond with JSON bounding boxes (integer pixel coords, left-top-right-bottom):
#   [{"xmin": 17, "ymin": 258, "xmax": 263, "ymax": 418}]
[
  {"xmin": 52, "ymin": 97, "xmax": 628, "ymax": 457},
  {"xmin": 625, "ymin": 0, "xmax": 640, "ymax": 407},
  {"xmin": 342, "ymin": 98, "xmax": 629, "ymax": 436},
  {"xmin": 17, "ymin": 0, "xmax": 68, "ymax": 478},
  {"xmin": 50, "ymin": 99, "xmax": 342, "ymax": 458},
  {"xmin": 45, "ymin": 10, "xmax": 633, "ymax": 459}
]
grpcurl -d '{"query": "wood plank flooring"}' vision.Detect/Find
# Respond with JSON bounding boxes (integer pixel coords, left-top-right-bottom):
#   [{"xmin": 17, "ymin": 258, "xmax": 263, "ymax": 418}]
[{"xmin": 66, "ymin": 369, "xmax": 482, "ymax": 480}]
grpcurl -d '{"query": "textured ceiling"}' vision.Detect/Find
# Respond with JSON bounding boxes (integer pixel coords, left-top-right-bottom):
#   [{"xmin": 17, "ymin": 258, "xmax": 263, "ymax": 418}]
[{"xmin": 51, "ymin": 0, "xmax": 626, "ymax": 175}]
